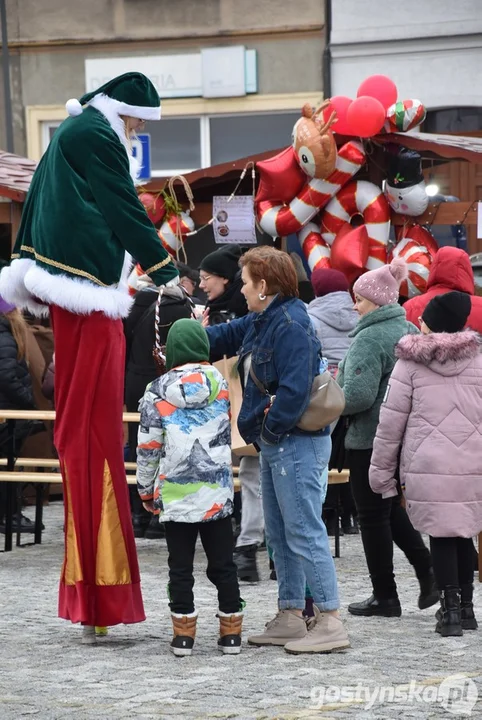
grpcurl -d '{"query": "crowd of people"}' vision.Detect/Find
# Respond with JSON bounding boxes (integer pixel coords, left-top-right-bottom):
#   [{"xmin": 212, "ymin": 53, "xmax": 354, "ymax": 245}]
[{"xmin": 0, "ymin": 71, "xmax": 481, "ymax": 656}]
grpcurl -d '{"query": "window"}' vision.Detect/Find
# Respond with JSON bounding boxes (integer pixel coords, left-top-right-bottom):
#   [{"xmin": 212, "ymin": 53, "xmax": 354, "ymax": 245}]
[
  {"xmin": 41, "ymin": 122, "xmax": 62, "ymax": 152},
  {"xmin": 148, "ymin": 111, "xmax": 300, "ymax": 176}
]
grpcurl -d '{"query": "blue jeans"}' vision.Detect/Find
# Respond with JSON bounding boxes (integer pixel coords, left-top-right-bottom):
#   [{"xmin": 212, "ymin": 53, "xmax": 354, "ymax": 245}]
[{"xmin": 259, "ymin": 433, "xmax": 339, "ymax": 612}]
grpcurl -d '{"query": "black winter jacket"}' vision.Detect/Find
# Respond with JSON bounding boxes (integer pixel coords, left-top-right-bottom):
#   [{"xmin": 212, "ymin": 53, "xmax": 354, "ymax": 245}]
[{"xmin": 0, "ymin": 317, "xmax": 34, "ymax": 410}]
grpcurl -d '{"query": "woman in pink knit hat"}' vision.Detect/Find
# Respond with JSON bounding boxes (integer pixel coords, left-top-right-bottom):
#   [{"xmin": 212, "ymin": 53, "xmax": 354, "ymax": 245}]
[{"xmin": 337, "ymin": 258, "xmax": 439, "ymax": 618}]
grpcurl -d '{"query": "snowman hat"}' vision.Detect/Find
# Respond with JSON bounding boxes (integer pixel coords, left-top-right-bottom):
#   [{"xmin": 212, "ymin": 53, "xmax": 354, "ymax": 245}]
[
  {"xmin": 385, "ymin": 146, "xmax": 424, "ymax": 189},
  {"xmin": 65, "ymin": 72, "xmax": 161, "ymax": 121}
]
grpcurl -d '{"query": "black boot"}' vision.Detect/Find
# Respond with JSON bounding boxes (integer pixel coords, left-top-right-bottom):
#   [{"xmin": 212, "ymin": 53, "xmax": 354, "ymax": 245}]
[
  {"xmin": 435, "ymin": 587, "xmax": 463, "ymax": 637},
  {"xmin": 323, "ymin": 509, "xmax": 343, "ymax": 537},
  {"xmin": 341, "ymin": 513, "xmax": 359, "ymax": 535},
  {"xmin": 460, "ymin": 583, "xmax": 478, "ymax": 630},
  {"xmin": 269, "ymin": 557, "xmax": 277, "ymax": 581},
  {"xmin": 418, "ymin": 568, "xmax": 440, "ymax": 610},
  {"xmin": 132, "ymin": 513, "xmax": 150, "ymax": 539},
  {"xmin": 348, "ymin": 594, "xmax": 401, "ymax": 617},
  {"xmin": 233, "ymin": 544, "xmax": 259, "ymax": 582},
  {"xmin": 144, "ymin": 517, "xmax": 166, "ymax": 540}
]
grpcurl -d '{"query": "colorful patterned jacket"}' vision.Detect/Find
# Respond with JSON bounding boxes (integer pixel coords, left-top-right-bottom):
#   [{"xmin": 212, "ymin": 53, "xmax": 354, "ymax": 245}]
[{"xmin": 136, "ymin": 362, "xmax": 233, "ymax": 523}]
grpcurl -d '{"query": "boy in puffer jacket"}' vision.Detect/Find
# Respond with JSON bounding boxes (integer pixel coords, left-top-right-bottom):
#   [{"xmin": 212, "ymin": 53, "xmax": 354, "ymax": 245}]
[{"xmin": 137, "ymin": 318, "xmax": 243, "ymax": 656}]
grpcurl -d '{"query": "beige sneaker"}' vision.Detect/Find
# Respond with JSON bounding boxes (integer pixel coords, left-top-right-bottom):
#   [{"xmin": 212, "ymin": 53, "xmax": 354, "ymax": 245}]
[
  {"xmin": 284, "ymin": 607, "xmax": 350, "ymax": 654},
  {"xmin": 248, "ymin": 610, "xmax": 307, "ymax": 646}
]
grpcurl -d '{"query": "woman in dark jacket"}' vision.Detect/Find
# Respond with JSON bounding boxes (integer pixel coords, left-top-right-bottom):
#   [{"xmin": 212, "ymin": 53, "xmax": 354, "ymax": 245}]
[
  {"xmin": 124, "ymin": 285, "xmax": 193, "ymax": 537},
  {"xmin": 0, "ymin": 296, "xmax": 35, "ymax": 533},
  {"xmin": 206, "ymin": 246, "xmax": 349, "ymax": 655},
  {"xmin": 200, "ymin": 245, "xmax": 248, "ymax": 325}
]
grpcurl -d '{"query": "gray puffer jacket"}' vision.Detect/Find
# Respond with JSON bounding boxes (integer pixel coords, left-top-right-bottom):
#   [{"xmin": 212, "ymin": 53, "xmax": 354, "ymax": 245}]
[{"xmin": 307, "ymin": 292, "xmax": 358, "ymax": 366}]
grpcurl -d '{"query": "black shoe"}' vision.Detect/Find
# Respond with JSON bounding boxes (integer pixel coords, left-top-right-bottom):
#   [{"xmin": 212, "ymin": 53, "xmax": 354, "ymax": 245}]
[
  {"xmin": 418, "ymin": 569, "xmax": 440, "ymax": 610},
  {"xmin": 341, "ymin": 514, "xmax": 359, "ymax": 535},
  {"xmin": 268, "ymin": 557, "xmax": 277, "ymax": 581},
  {"xmin": 234, "ymin": 544, "xmax": 259, "ymax": 582},
  {"xmin": 0, "ymin": 513, "xmax": 40, "ymax": 534},
  {"xmin": 144, "ymin": 517, "xmax": 166, "ymax": 540},
  {"xmin": 348, "ymin": 594, "xmax": 402, "ymax": 617},
  {"xmin": 132, "ymin": 514, "xmax": 150, "ymax": 539},
  {"xmin": 435, "ymin": 587, "xmax": 463, "ymax": 637}
]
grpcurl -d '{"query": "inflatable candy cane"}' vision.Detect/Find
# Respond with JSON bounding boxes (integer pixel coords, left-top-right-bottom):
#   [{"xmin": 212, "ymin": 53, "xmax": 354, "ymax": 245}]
[
  {"xmin": 321, "ymin": 180, "xmax": 391, "ymax": 270},
  {"xmin": 158, "ymin": 212, "xmax": 195, "ymax": 258},
  {"xmin": 298, "ymin": 223, "xmax": 332, "ymax": 271},
  {"xmin": 389, "ymin": 225, "xmax": 439, "ymax": 297},
  {"xmin": 257, "ymin": 141, "xmax": 366, "ymax": 238}
]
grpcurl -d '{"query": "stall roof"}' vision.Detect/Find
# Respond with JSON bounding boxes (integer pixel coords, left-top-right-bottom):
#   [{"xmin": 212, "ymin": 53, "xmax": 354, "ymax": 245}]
[
  {"xmin": 0, "ymin": 151, "xmax": 37, "ymax": 202},
  {"xmin": 144, "ymin": 131, "xmax": 482, "ymax": 195}
]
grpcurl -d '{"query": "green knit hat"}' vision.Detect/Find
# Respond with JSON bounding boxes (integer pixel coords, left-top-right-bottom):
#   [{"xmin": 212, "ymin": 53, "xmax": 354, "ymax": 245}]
[
  {"xmin": 65, "ymin": 72, "xmax": 161, "ymax": 120},
  {"xmin": 166, "ymin": 319, "xmax": 210, "ymax": 370}
]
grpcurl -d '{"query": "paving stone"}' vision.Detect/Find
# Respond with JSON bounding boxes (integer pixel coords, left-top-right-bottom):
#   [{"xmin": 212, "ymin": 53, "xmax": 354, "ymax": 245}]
[{"xmin": 1, "ymin": 502, "xmax": 481, "ymax": 719}]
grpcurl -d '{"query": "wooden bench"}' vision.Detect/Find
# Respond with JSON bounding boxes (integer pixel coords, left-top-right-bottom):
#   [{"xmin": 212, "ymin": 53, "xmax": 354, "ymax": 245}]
[{"xmin": 0, "ymin": 410, "xmax": 350, "ymax": 559}]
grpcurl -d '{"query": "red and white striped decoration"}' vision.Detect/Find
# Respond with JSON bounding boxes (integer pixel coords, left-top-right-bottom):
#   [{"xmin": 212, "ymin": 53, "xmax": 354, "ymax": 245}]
[
  {"xmin": 320, "ymin": 180, "xmax": 390, "ymax": 270},
  {"xmin": 389, "ymin": 225, "xmax": 439, "ymax": 297},
  {"xmin": 298, "ymin": 222, "xmax": 332, "ymax": 271},
  {"xmin": 257, "ymin": 141, "xmax": 366, "ymax": 238},
  {"xmin": 158, "ymin": 212, "xmax": 195, "ymax": 257}
]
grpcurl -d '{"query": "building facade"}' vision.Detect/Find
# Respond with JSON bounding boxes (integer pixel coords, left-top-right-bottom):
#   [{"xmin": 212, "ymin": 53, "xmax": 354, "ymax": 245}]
[{"xmin": 1, "ymin": 0, "xmax": 325, "ymax": 173}]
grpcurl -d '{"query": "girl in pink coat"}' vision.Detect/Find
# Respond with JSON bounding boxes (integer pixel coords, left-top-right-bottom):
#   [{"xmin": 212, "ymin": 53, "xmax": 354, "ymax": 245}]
[{"xmin": 370, "ymin": 291, "xmax": 482, "ymax": 637}]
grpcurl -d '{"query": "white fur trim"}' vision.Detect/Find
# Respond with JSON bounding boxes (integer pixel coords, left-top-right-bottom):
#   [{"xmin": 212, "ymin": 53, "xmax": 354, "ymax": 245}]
[
  {"xmin": 97, "ymin": 96, "xmax": 161, "ymax": 121},
  {"xmin": 171, "ymin": 611, "xmax": 198, "ymax": 618},
  {"xmin": 22, "ymin": 264, "xmax": 134, "ymax": 319},
  {"xmin": 88, "ymin": 94, "xmax": 141, "ymax": 183},
  {"xmin": 0, "ymin": 259, "xmax": 49, "ymax": 317},
  {"xmin": 217, "ymin": 610, "xmax": 244, "ymax": 617}
]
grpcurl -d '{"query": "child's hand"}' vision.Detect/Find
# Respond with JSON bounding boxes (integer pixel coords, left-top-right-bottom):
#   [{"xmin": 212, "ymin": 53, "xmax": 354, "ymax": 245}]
[{"xmin": 142, "ymin": 500, "xmax": 155, "ymax": 514}]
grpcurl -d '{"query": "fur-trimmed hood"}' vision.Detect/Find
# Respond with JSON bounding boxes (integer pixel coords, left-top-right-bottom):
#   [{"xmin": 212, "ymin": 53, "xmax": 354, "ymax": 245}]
[{"xmin": 396, "ymin": 330, "xmax": 481, "ymax": 376}]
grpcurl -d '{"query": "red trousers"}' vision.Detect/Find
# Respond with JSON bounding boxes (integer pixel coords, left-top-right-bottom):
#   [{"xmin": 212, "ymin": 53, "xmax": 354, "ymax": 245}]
[{"xmin": 51, "ymin": 307, "xmax": 145, "ymax": 626}]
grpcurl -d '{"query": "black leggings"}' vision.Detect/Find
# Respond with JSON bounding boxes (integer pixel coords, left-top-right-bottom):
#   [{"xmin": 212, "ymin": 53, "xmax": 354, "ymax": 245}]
[
  {"xmin": 164, "ymin": 516, "xmax": 241, "ymax": 615},
  {"xmin": 349, "ymin": 448, "xmax": 432, "ymax": 598},
  {"xmin": 430, "ymin": 536, "xmax": 474, "ymax": 590}
]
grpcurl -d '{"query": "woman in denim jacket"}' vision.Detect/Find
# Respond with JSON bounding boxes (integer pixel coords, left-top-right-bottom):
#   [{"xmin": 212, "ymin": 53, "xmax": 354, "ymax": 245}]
[{"xmin": 206, "ymin": 246, "xmax": 349, "ymax": 655}]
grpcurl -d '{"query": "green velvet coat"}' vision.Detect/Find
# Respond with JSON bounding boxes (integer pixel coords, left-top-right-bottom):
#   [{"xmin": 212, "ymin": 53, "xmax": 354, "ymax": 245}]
[
  {"xmin": 337, "ymin": 304, "xmax": 418, "ymax": 450},
  {"xmin": 7, "ymin": 105, "xmax": 177, "ymax": 318}
]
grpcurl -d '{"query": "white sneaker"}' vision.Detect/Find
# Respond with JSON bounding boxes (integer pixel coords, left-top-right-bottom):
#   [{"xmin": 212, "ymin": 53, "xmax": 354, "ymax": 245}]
[
  {"xmin": 284, "ymin": 607, "xmax": 350, "ymax": 654},
  {"xmin": 81, "ymin": 625, "xmax": 97, "ymax": 645}
]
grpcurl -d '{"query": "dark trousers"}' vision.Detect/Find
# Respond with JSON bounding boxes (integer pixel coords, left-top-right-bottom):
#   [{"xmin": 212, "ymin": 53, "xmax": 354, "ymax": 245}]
[
  {"xmin": 349, "ymin": 448, "xmax": 432, "ymax": 598},
  {"xmin": 430, "ymin": 536, "xmax": 474, "ymax": 590},
  {"xmin": 164, "ymin": 516, "xmax": 241, "ymax": 615}
]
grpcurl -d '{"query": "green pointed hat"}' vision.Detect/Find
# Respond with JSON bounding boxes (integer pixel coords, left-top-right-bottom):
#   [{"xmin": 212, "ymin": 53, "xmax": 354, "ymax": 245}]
[{"xmin": 65, "ymin": 72, "xmax": 161, "ymax": 120}]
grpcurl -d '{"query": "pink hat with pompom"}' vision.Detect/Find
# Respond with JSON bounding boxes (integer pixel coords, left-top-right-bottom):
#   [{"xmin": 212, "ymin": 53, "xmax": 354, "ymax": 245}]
[{"xmin": 353, "ymin": 257, "xmax": 408, "ymax": 306}]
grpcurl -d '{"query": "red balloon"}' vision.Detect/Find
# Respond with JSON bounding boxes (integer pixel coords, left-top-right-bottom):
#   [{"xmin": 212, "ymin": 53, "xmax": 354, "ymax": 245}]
[
  {"xmin": 331, "ymin": 224, "xmax": 369, "ymax": 284},
  {"xmin": 255, "ymin": 147, "xmax": 306, "ymax": 205},
  {"xmin": 323, "ymin": 96, "xmax": 353, "ymax": 135},
  {"xmin": 346, "ymin": 96, "xmax": 386, "ymax": 138},
  {"xmin": 139, "ymin": 192, "xmax": 165, "ymax": 224},
  {"xmin": 357, "ymin": 75, "xmax": 398, "ymax": 110}
]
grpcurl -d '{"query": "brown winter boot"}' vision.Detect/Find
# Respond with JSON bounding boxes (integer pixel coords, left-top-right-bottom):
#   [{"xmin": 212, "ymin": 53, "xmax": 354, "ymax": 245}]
[
  {"xmin": 170, "ymin": 612, "xmax": 197, "ymax": 656},
  {"xmin": 218, "ymin": 610, "xmax": 243, "ymax": 654}
]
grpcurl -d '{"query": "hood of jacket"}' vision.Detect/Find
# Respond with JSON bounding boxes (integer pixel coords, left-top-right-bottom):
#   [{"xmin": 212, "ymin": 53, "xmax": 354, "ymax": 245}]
[
  {"xmin": 396, "ymin": 330, "xmax": 480, "ymax": 377},
  {"xmin": 159, "ymin": 363, "xmax": 222, "ymax": 410},
  {"xmin": 307, "ymin": 292, "xmax": 358, "ymax": 332},
  {"xmin": 426, "ymin": 246, "xmax": 475, "ymax": 294}
]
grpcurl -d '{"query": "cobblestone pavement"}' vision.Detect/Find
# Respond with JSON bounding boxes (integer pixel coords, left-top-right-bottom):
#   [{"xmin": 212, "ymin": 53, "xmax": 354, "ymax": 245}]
[{"xmin": 1, "ymin": 502, "xmax": 481, "ymax": 719}]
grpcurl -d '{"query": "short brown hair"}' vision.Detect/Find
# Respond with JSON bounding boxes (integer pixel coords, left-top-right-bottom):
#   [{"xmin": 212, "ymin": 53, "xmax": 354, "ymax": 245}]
[{"xmin": 239, "ymin": 246, "xmax": 299, "ymax": 298}]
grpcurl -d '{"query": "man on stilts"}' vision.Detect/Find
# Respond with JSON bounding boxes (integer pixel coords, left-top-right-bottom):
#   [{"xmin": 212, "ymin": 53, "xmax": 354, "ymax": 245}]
[{"xmin": 0, "ymin": 72, "xmax": 179, "ymax": 643}]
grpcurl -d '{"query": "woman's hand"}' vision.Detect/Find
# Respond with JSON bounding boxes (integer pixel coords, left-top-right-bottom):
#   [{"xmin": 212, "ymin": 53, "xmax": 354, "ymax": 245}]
[
  {"xmin": 142, "ymin": 500, "xmax": 155, "ymax": 514},
  {"xmin": 202, "ymin": 308, "xmax": 210, "ymax": 328}
]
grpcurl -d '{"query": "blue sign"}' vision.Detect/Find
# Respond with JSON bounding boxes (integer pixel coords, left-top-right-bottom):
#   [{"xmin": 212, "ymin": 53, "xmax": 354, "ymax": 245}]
[{"xmin": 132, "ymin": 133, "xmax": 151, "ymax": 181}]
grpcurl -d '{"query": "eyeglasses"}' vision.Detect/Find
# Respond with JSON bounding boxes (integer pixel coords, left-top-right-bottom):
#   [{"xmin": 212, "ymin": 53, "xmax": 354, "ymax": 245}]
[{"xmin": 199, "ymin": 274, "xmax": 212, "ymax": 283}]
